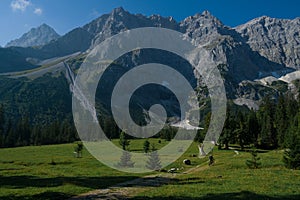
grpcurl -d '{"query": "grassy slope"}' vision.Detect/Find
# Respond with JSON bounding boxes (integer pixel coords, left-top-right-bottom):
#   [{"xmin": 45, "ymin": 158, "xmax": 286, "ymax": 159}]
[
  {"xmin": 0, "ymin": 143, "xmax": 140, "ymax": 200},
  {"xmin": 1, "ymin": 141, "xmax": 300, "ymax": 200},
  {"xmin": 132, "ymin": 149, "xmax": 300, "ymax": 200}
]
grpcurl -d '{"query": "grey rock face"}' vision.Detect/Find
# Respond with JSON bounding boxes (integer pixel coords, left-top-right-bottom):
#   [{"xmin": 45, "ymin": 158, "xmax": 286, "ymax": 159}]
[
  {"xmin": 83, "ymin": 7, "xmax": 180, "ymax": 48},
  {"xmin": 180, "ymin": 11, "xmax": 286, "ymax": 83},
  {"xmin": 236, "ymin": 16, "xmax": 300, "ymax": 69},
  {"xmin": 6, "ymin": 24, "xmax": 60, "ymax": 47}
]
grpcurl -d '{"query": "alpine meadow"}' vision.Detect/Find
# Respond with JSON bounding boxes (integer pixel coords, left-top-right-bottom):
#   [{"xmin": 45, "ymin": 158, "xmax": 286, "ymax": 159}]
[{"xmin": 0, "ymin": 1, "xmax": 300, "ymax": 200}]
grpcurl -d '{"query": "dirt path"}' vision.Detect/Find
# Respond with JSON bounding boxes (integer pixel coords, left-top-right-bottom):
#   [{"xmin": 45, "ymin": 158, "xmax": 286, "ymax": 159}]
[
  {"xmin": 69, "ymin": 164, "xmax": 208, "ymax": 200},
  {"xmin": 68, "ymin": 174, "xmax": 175, "ymax": 200}
]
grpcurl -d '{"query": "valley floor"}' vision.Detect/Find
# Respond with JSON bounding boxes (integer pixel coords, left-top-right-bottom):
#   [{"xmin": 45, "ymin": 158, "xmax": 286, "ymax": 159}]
[{"xmin": 0, "ymin": 141, "xmax": 300, "ymax": 200}]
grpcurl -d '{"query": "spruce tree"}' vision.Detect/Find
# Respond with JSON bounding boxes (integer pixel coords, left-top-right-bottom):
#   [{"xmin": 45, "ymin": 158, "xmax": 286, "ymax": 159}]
[
  {"xmin": 119, "ymin": 131, "xmax": 130, "ymax": 150},
  {"xmin": 247, "ymin": 109, "xmax": 260, "ymax": 146},
  {"xmin": 118, "ymin": 150, "xmax": 134, "ymax": 168},
  {"xmin": 143, "ymin": 140, "xmax": 150, "ymax": 153},
  {"xmin": 283, "ymin": 113, "xmax": 300, "ymax": 169},
  {"xmin": 234, "ymin": 111, "xmax": 247, "ymax": 150},
  {"xmin": 275, "ymin": 95, "xmax": 287, "ymax": 147},
  {"xmin": 258, "ymin": 96, "xmax": 277, "ymax": 149},
  {"xmin": 146, "ymin": 144, "xmax": 162, "ymax": 171},
  {"xmin": 74, "ymin": 142, "xmax": 83, "ymax": 158},
  {"xmin": 220, "ymin": 109, "xmax": 234, "ymax": 150},
  {"xmin": 246, "ymin": 148, "xmax": 261, "ymax": 169}
]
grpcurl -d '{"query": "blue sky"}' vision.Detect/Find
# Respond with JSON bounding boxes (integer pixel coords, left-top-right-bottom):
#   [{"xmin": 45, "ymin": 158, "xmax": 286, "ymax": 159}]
[{"xmin": 0, "ymin": 0, "xmax": 299, "ymax": 46}]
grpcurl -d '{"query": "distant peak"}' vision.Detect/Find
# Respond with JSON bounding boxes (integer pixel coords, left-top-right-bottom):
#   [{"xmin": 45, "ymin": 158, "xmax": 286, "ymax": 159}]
[
  {"xmin": 201, "ymin": 10, "xmax": 212, "ymax": 17},
  {"xmin": 38, "ymin": 23, "xmax": 53, "ymax": 29},
  {"xmin": 5, "ymin": 23, "xmax": 60, "ymax": 47},
  {"xmin": 186, "ymin": 10, "xmax": 223, "ymax": 26},
  {"xmin": 111, "ymin": 7, "xmax": 126, "ymax": 14},
  {"xmin": 191, "ymin": 10, "xmax": 219, "ymax": 20},
  {"xmin": 192, "ymin": 10, "xmax": 214, "ymax": 18}
]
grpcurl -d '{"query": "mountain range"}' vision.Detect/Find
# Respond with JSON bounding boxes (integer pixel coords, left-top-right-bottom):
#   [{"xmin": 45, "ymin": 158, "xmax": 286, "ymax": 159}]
[{"xmin": 0, "ymin": 7, "xmax": 299, "ymax": 123}]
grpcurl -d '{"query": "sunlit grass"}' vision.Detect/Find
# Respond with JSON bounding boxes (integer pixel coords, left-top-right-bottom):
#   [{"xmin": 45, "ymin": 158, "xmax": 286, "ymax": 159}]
[
  {"xmin": 1, "ymin": 141, "xmax": 300, "ymax": 200},
  {"xmin": 133, "ymin": 148, "xmax": 300, "ymax": 199}
]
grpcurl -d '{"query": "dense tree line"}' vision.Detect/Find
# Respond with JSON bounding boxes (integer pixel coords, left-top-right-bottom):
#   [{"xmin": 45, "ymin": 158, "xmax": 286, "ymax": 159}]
[
  {"xmin": 217, "ymin": 94, "xmax": 300, "ymax": 169},
  {"xmin": 1, "ymin": 93, "xmax": 299, "ymax": 164},
  {"xmin": 219, "ymin": 94, "xmax": 299, "ymax": 151},
  {"xmin": 0, "ymin": 105, "xmax": 78, "ymax": 148}
]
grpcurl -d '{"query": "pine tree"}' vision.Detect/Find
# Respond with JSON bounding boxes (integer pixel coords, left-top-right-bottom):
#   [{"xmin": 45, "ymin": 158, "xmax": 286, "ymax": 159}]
[
  {"xmin": 74, "ymin": 142, "xmax": 83, "ymax": 158},
  {"xmin": 220, "ymin": 109, "xmax": 234, "ymax": 150},
  {"xmin": 146, "ymin": 144, "xmax": 162, "ymax": 171},
  {"xmin": 246, "ymin": 148, "xmax": 261, "ymax": 169},
  {"xmin": 283, "ymin": 112, "xmax": 300, "ymax": 169},
  {"xmin": 258, "ymin": 96, "xmax": 277, "ymax": 149},
  {"xmin": 143, "ymin": 140, "xmax": 150, "ymax": 153},
  {"xmin": 275, "ymin": 95, "xmax": 287, "ymax": 147},
  {"xmin": 247, "ymin": 109, "xmax": 260, "ymax": 145},
  {"xmin": 118, "ymin": 150, "xmax": 134, "ymax": 168},
  {"xmin": 119, "ymin": 131, "xmax": 130, "ymax": 150},
  {"xmin": 234, "ymin": 111, "xmax": 248, "ymax": 150}
]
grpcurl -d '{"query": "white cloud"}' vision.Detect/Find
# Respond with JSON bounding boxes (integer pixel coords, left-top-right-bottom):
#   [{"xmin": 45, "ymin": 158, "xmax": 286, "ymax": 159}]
[
  {"xmin": 11, "ymin": 0, "xmax": 30, "ymax": 12},
  {"xmin": 34, "ymin": 8, "xmax": 42, "ymax": 15}
]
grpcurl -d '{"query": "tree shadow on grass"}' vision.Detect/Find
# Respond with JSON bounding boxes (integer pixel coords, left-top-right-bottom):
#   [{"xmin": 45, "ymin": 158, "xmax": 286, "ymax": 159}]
[
  {"xmin": 130, "ymin": 191, "xmax": 300, "ymax": 200},
  {"xmin": 0, "ymin": 175, "xmax": 139, "ymax": 189},
  {"xmin": 1, "ymin": 192, "xmax": 70, "ymax": 200},
  {"xmin": 0, "ymin": 175, "xmax": 172, "ymax": 200}
]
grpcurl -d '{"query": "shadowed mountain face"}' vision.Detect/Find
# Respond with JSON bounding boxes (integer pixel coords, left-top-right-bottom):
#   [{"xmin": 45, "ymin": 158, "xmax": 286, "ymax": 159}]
[
  {"xmin": 5, "ymin": 24, "xmax": 60, "ymax": 48},
  {"xmin": 0, "ymin": 7, "xmax": 299, "ymax": 121},
  {"xmin": 0, "ymin": 48, "xmax": 33, "ymax": 73}
]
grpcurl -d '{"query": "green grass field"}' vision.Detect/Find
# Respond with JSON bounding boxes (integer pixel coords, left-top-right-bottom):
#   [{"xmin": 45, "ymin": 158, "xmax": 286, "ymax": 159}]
[
  {"xmin": 0, "ymin": 142, "xmax": 140, "ymax": 200},
  {"xmin": 1, "ymin": 140, "xmax": 300, "ymax": 200},
  {"xmin": 132, "ymin": 149, "xmax": 300, "ymax": 200}
]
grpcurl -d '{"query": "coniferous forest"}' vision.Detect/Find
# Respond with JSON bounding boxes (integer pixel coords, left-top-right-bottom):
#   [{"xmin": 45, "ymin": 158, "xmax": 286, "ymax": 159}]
[{"xmin": 0, "ymin": 93, "xmax": 299, "ymax": 153}]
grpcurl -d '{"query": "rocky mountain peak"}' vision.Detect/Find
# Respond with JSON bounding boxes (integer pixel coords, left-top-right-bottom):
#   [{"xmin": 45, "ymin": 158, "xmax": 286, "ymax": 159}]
[
  {"xmin": 236, "ymin": 15, "xmax": 300, "ymax": 68},
  {"xmin": 110, "ymin": 6, "xmax": 130, "ymax": 19},
  {"xmin": 180, "ymin": 10, "xmax": 226, "ymax": 45},
  {"xmin": 201, "ymin": 10, "xmax": 216, "ymax": 19},
  {"xmin": 88, "ymin": 8, "xmax": 180, "ymax": 47},
  {"xmin": 5, "ymin": 24, "xmax": 60, "ymax": 48},
  {"xmin": 182, "ymin": 10, "xmax": 223, "ymax": 25},
  {"xmin": 111, "ymin": 7, "xmax": 126, "ymax": 15}
]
